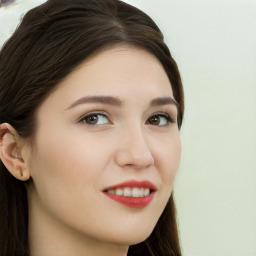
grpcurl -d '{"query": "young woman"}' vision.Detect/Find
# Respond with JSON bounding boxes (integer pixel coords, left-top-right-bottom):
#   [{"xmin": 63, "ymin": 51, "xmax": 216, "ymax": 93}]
[{"xmin": 0, "ymin": 0, "xmax": 184, "ymax": 255}]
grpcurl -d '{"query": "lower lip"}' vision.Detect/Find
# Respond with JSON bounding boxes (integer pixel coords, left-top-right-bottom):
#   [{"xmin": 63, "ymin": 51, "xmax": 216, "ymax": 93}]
[{"xmin": 103, "ymin": 192, "xmax": 155, "ymax": 209}]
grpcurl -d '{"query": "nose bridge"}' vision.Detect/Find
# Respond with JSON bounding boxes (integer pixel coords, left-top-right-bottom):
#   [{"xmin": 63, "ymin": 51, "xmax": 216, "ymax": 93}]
[
  {"xmin": 128, "ymin": 124, "xmax": 149, "ymax": 154},
  {"xmin": 115, "ymin": 123, "xmax": 154, "ymax": 168}
]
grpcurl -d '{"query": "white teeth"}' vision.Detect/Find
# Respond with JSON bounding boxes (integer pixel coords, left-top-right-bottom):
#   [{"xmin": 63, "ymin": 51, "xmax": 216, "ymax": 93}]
[
  {"xmin": 107, "ymin": 187, "xmax": 152, "ymax": 197},
  {"xmin": 131, "ymin": 187, "xmax": 140, "ymax": 197},
  {"xmin": 116, "ymin": 188, "xmax": 123, "ymax": 196},
  {"xmin": 139, "ymin": 188, "xmax": 144, "ymax": 197},
  {"xmin": 123, "ymin": 187, "xmax": 132, "ymax": 196},
  {"xmin": 144, "ymin": 188, "xmax": 150, "ymax": 196}
]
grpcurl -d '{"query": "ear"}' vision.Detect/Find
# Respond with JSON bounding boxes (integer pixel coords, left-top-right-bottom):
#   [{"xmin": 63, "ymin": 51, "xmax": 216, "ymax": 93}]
[{"xmin": 0, "ymin": 123, "xmax": 31, "ymax": 181}]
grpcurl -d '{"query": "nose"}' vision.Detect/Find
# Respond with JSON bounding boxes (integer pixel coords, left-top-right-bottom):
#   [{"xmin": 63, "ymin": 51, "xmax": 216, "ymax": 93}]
[{"xmin": 114, "ymin": 127, "xmax": 154, "ymax": 169}]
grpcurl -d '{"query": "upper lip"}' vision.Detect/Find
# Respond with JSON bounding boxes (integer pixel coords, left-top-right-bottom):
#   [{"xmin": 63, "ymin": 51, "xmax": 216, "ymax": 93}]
[{"xmin": 103, "ymin": 180, "xmax": 157, "ymax": 191}]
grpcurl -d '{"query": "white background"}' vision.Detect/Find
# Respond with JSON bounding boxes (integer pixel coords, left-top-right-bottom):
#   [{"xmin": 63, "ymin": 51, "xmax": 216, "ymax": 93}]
[{"xmin": 1, "ymin": 0, "xmax": 256, "ymax": 255}]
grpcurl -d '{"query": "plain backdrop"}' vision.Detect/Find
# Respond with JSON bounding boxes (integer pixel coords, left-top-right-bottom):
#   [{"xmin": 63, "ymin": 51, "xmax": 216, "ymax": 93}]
[{"xmin": 1, "ymin": 0, "xmax": 256, "ymax": 255}]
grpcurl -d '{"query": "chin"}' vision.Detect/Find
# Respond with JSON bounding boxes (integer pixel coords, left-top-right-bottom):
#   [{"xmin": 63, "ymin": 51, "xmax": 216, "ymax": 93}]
[{"xmin": 105, "ymin": 224, "xmax": 155, "ymax": 246}]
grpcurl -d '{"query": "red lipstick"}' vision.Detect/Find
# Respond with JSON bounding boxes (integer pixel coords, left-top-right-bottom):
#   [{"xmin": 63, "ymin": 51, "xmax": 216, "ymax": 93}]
[{"xmin": 103, "ymin": 180, "xmax": 156, "ymax": 209}]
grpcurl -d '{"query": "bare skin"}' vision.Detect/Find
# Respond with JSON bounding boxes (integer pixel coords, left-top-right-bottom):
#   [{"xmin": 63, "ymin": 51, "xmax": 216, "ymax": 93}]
[{"xmin": 0, "ymin": 46, "xmax": 181, "ymax": 256}]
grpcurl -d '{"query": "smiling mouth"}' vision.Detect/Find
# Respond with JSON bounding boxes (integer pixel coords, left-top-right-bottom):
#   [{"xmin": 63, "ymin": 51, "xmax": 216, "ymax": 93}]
[
  {"xmin": 103, "ymin": 180, "xmax": 156, "ymax": 208},
  {"xmin": 105, "ymin": 187, "xmax": 151, "ymax": 198}
]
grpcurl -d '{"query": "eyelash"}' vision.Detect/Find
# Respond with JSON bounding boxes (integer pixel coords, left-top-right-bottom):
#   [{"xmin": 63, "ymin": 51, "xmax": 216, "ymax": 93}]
[
  {"xmin": 78, "ymin": 112, "xmax": 110, "ymax": 125},
  {"xmin": 78, "ymin": 112, "xmax": 175, "ymax": 126},
  {"xmin": 146, "ymin": 112, "xmax": 174, "ymax": 126}
]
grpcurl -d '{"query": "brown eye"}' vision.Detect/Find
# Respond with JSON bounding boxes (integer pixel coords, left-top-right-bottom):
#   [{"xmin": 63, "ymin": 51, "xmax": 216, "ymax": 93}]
[
  {"xmin": 147, "ymin": 114, "xmax": 173, "ymax": 126},
  {"xmin": 85, "ymin": 115, "xmax": 98, "ymax": 124},
  {"xmin": 148, "ymin": 116, "xmax": 161, "ymax": 125},
  {"xmin": 80, "ymin": 113, "xmax": 109, "ymax": 125}
]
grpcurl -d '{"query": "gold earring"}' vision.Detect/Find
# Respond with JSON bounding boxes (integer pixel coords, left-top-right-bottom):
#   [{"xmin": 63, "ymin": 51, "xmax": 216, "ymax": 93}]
[{"xmin": 17, "ymin": 169, "xmax": 23, "ymax": 178}]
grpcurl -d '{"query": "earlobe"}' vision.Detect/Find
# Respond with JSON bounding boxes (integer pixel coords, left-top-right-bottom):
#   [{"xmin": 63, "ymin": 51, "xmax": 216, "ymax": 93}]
[{"xmin": 0, "ymin": 123, "xmax": 31, "ymax": 181}]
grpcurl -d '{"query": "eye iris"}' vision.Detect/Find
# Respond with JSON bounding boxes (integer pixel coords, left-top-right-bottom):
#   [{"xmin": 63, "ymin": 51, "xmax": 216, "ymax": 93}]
[
  {"xmin": 149, "ymin": 116, "xmax": 160, "ymax": 125},
  {"xmin": 86, "ymin": 115, "xmax": 98, "ymax": 124}
]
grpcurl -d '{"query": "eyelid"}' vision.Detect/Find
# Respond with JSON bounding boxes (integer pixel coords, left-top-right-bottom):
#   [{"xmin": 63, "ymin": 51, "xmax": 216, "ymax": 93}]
[
  {"xmin": 76, "ymin": 110, "xmax": 176, "ymax": 126},
  {"xmin": 77, "ymin": 111, "xmax": 111, "ymax": 124},
  {"xmin": 147, "ymin": 112, "xmax": 176, "ymax": 124}
]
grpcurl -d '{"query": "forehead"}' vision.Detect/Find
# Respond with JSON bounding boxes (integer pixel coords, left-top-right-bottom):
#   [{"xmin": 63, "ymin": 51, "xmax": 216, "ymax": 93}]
[
  {"xmin": 58, "ymin": 46, "xmax": 173, "ymax": 96},
  {"xmin": 38, "ymin": 46, "xmax": 175, "ymax": 114}
]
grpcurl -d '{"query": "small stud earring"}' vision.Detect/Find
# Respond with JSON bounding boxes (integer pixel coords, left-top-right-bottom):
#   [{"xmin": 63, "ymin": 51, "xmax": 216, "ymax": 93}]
[{"xmin": 17, "ymin": 169, "xmax": 23, "ymax": 178}]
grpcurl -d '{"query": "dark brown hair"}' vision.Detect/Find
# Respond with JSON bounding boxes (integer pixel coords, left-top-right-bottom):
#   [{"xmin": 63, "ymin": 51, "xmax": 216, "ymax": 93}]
[{"xmin": 0, "ymin": 0, "xmax": 184, "ymax": 255}]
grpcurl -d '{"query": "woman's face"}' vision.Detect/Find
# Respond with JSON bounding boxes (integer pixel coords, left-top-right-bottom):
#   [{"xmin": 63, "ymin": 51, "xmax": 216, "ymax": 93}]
[{"xmin": 27, "ymin": 46, "xmax": 181, "ymax": 246}]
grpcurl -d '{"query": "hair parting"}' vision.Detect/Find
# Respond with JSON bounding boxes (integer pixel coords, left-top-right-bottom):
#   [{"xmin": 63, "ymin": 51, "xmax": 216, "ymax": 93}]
[{"xmin": 0, "ymin": 1, "xmax": 184, "ymax": 255}]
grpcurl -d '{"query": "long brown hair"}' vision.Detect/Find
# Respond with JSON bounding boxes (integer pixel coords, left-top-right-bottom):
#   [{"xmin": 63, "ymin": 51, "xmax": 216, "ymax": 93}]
[{"xmin": 0, "ymin": 0, "xmax": 184, "ymax": 255}]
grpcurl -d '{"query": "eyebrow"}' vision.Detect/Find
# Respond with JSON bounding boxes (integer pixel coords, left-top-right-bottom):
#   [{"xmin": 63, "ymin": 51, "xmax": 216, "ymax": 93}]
[
  {"xmin": 66, "ymin": 96, "xmax": 122, "ymax": 109},
  {"xmin": 150, "ymin": 97, "xmax": 179, "ymax": 108},
  {"xmin": 66, "ymin": 95, "xmax": 179, "ymax": 110}
]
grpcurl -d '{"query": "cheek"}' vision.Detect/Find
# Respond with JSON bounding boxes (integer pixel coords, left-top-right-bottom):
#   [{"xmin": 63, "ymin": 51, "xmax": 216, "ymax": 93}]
[
  {"xmin": 157, "ymin": 132, "xmax": 181, "ymax": 185},
  {"xmin": 29, "ymin": 128, "xmax": 112, "ymax": 202},
  {"xmin": 28, "ymin": 132, "xmax": 107, "ymax": 229},
  {"xmin": 32, "ymin": 137, "xmax": 92, "ymax": 191}
]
